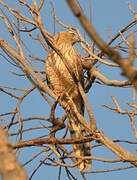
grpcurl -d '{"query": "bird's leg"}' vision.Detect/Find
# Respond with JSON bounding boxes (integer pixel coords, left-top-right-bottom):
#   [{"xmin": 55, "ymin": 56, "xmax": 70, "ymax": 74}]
[
  {"xmin": 55, "ymin": 91, "xmax": 71, "ymax": 113},
  {"xmin": 55, "ymin": 94, "xmax": 61, "ymax": 102},
  {"xmin": 65, "ymin": 102, "xmax": 71, "ymax": 112},
  {"xmin": 64, "ymin": 92, "xmax": 72, "ymax": 113}
]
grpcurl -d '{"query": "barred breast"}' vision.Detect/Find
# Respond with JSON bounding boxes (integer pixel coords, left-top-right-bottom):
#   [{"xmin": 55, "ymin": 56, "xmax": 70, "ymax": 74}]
[{"xmin": 45, "ymin": 43, "xmax": 81, "ymax": 98}]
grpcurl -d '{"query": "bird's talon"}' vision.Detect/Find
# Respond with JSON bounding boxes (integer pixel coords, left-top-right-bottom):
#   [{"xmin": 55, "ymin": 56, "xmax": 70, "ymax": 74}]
[
  {"xmin": 65, "ymin": 99, "xmax": 71, "ymax": 112},
  {"xmin": 65, "ymin": 104, "xmax": 70, "ymax": 112},
  {"xmin": 55, "ymin": 95, "xmax": 61, "ymax": 102}
]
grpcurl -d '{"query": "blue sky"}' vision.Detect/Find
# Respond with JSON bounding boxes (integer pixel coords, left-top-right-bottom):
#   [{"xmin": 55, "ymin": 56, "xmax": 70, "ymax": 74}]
[{"xmin": 0, "ymin": 0, "xmax": 137, "ymax": 180}]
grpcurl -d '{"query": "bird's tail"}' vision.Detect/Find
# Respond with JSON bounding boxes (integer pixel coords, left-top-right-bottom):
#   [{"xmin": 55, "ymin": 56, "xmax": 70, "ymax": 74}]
[{"xmin": 68, "ymin": 97, "xmax": 91, "ymax": 171}]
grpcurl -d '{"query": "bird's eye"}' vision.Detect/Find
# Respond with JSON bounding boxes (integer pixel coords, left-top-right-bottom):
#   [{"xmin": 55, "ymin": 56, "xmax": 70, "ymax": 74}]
[{"xmin": 69, "ymin": 31, "xmax": 76, "ymax": 36}]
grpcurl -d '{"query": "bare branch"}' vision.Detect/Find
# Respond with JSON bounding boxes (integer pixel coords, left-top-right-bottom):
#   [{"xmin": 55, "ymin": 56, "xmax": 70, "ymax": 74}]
[
  {"xmin": 66, "ymin": 0, "xmax": 137, "ymax": 89},
  {"xmin": 93, "ymin": 70, "xmax": 131, "ymax": 87},
  {"xmin": 0, "ymin": 125, "xmax": 27, "ymax": 180}
]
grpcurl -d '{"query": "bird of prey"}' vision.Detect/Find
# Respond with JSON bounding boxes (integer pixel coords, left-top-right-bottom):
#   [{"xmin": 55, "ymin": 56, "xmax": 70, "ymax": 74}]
[{"xmin": 45, "ymin": 31, "xmax": 91, "ymax": 171}]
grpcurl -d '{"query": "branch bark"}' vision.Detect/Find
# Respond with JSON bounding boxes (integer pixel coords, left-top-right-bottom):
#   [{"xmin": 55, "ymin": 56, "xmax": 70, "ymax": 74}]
[
  {"xmin": 0, "ymin": 125, "xmax": 27, "ymax": 180},
  {"xmin": 66, "ymin": 0, "xmax": 137, "ymax": 89}
]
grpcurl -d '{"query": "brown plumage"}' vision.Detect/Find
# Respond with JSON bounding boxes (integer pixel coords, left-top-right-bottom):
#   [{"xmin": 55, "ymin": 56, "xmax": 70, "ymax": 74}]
[{"xmin": 45, "ymin": 31, "xmax": 91, "ymax": 171}]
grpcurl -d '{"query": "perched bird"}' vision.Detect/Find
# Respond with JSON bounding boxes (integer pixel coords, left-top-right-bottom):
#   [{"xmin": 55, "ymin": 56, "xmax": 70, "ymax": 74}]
[{"xmin": 45, "ymin": 31, "xmax": 91, "ymax": 171}]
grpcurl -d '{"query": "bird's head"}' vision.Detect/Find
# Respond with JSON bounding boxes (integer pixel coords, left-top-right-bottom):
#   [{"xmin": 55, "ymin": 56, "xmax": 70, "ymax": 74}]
[{"xmin": 55, "ymin": 31, "xmax": 80, "ymax": 45}]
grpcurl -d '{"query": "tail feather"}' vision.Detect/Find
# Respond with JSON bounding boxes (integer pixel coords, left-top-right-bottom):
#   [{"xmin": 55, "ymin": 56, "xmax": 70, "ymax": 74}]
[{"xmin": 68, "ymin": 97, "xmax": 91, "ymax": 171}]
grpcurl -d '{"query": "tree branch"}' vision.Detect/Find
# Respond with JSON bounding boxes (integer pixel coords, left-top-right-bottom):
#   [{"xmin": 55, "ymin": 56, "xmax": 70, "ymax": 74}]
[
  {"xmin": 0, "ymin": 125, "xmax": 27, "ymax": 180},
  {"xmin": 66, "ymin": 0, "xmax": 137, "ymax": 89}
]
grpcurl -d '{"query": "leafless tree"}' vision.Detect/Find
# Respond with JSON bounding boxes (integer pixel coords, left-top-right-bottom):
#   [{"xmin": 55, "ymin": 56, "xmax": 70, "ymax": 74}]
[{"xmin": 0, "ymin": 0, "xmax": 137, "ymax": 180}]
